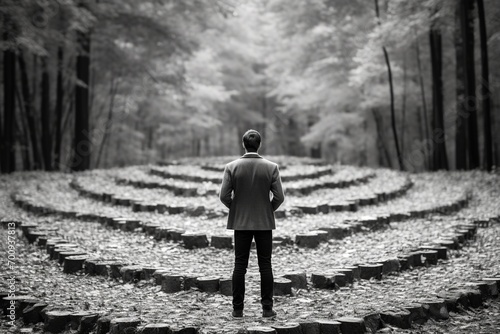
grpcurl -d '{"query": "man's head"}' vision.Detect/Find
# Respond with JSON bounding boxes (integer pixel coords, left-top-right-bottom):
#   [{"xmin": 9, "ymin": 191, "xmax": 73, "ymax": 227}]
[{"xmin": 242, "ymin": 129, "xmax": 261, "ymax": 153}]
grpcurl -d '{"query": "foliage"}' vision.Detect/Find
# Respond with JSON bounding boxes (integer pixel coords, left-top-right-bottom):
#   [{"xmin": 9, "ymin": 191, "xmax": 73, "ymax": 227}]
[{"xmin": 1, "ymin": 0, "xmax": 500, "ymax": 171}]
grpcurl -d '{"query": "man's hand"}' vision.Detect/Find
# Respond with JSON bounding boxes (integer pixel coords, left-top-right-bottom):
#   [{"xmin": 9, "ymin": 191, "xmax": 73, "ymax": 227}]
[
  {"xmin": 219, "ymin": 165, "xmax": 233, "ymax": 209},
  {"xmin": 270, "ymin": 165, "xmax": 285, "ymax": 211}
]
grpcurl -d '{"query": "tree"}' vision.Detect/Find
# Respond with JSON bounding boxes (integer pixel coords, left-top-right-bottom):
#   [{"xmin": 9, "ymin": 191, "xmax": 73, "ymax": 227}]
[
  {"xmin": 1, "ymin": 17, "xmax": 17, "ymax": 173},
  {"xmin": 53, "ymin": 46, "xmax": 65, "ymax": 170},
  {"xmin": 374, "ymin": 0, "xmax": 404, "ymax": 171},
  {"xmin": 40, "ymin": 56, "xmax": 52, "ymax": 170},
  {"xmin": 72, "ymin": 29, "xmax": 91, "ymax": 171},
  {"xmin": 372, "ymin": 109, "xmax": 393, "ymax": 168},
  {"xmin": 94, "ymin": 77, "xmax": 119, "ymax": 168},
  {"xmin": 266, "ymin": 0, "xmax": 373, "ymax": 163},
  {"xmin": 429, "ymin": 18, "xmax": 448, "ymax": 170},
  {"xmin": 2, "ymin": 0, "xmax": 498, "ymax": 170},
  {"xmin": 477, "ymin": 0, "xmax": 493, "ymax": 170},
  {"xmin": 18, "ymin": 52, "xmax": 43, "ymax": 170},
  {"xmin": 460, "ymin": 0, "xmax": 480, "ymax": 169},
  {"xmin": 415, "ymin": 33, "xmax": 430, "ymax": 169},
  {"xmin": 455, "ymin": 0, "xmax": 467, "ymax": 170}
]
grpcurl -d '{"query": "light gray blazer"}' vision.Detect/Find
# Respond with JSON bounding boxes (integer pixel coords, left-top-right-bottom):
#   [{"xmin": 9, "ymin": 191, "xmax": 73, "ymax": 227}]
[{"xmin": 219, "ymin": 153, "xmax": 285, "ymax": 230}]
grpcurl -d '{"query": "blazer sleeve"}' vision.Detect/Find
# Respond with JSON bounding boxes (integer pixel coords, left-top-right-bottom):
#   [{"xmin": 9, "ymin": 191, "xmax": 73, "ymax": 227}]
[
  {"xmin": 219, "ymin": 165, "xmax": 233, "ymax": 209},
  {"xmin": 270, "ymin": 165, "xmax": 285, "ymax": 211}
]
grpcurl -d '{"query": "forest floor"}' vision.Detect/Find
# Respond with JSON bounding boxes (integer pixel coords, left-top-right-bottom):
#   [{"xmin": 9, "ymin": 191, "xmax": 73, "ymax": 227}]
[{"xmin": 0, "ymin": 158, "xmax": 499, "ymax": 334}]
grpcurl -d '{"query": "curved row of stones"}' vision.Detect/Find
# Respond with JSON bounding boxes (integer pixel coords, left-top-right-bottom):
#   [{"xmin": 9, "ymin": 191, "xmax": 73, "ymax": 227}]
[
  {"xmin": 294, "ymin": 190, "xmax": 470, "ymax": 248},
  {"xmin": 1, "ymin": 166, "xmax": 492, "ymax": 332},
  {"xmin": 15, "ymin": 215, "xmax": 492, "ymax": 293},
  {"xmin": 9, "ymin": 189, "xmax": 471, "ymax": 251},
  {"xmin": 149, "ymin": 165, "xmax": 335, "ymax": 184},
  {"xmin": 69, "ymin": 174, "xmax": 412, "ymax": 219},
  {"xmin": 2, "ymin": 217, "xmax": 499, "ymax": 333},
  {"xmin": 116, "ymin": 167, "xmax": 374, "ymax": 197},
  {"xmin": 145, "ymin": 165, "xmax": 400, "ymax": 209}
]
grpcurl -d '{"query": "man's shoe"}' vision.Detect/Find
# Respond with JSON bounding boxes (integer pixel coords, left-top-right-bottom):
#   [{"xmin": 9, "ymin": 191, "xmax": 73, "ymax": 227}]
[
  {"xmin": 262, "ymin": 309, "xmax": 276, "ymax": 318},
  {"xmin": 232, "ymin": 310, "xmax": 243, "ymax": 318}
]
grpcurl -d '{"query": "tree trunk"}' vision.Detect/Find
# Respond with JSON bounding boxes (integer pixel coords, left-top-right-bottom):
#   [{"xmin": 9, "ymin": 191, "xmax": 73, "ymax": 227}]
[
  {"xmin": 72, "ymin": 30, "xmax": 91, "ymax": 171},
  {"xmin": 61, "ymin": 86, "xmax": 74, "ymax": 135},
  {"xmin": 415, "ymin": 34, "xmax": 430, "ymax": 169},
  {"xmin": 148, "ymin": 127, "xmax": 154, "ymax": 150},
  {"xmin": 18, "ymin": 52, "xmax": 43, "ymax": 170},
  {"xmin": 0, "ymin": 68, "xmax": 2, "ymax": 171},
  {"xmin": 493, "ymin": 97, "xmax": 499, "ymax": 168},
  {"xmin": 360, "ymin": 119, "xmax": 368, "ymax": 166},
  {"xmin": 54, "ymin": 46, "xmax": 64, "ymax": 170},
  {"xmin": 383, "ymin": 48, "xmax": 404, "ymax": 170},
  {"xmin": 0, "ymin": 88, "xmax": 2, "ymax": 170},
  {"xmin": 416, "ymin": 106, "xmax": 425, "ymax": 169},
  {"xmin": 477, "ymin": 0, "xmax": 492, "ymax": 170},
  {"xmin": 372, "ymin": 109, "xmax": 393, "ymax": 168},
  {"xmin": 15, "ymin": 81, "xmax": 31, "ymax": 170},
  {"xmin": 195, "ymin": 138, "xmax": 201, "ymax": 156},
  {"xmin": 375, "ymin": 0, "xmax": 404, "ymax": 171},
  {"xmin": 455, "ymin": 1, "xmax": 468, "ymax": 170},
  {"xmin": 429, "ymin": 25, "xmax": 449, "ymax": 170},
  {"xmin": 58, "ymin": 94, "xmax": 74, "ymax": 170},
  {"xmin": 2, "ymin": 33, "xmax": 16, "ymax": 173},
  {"xmin": 260, "ymin": 92, "xmax": 267, "ymax": 155},
  {"xmin": 204, "ymin": 134, "xmax": 210, "ymax": 156},
  {"xmin": 401, "ymin": 53, "xmax": 407, "ymax": 161},
  {"xmin": 95, "ymin": 78, "xmax": 118, "ymax": 169},
  {"xmin": 41, "ymin": 56, "xmax": 52, "ymax": 171},
  {"xmin": 460, "ymin": 0, "xmax": 479, "ymax": 169}
]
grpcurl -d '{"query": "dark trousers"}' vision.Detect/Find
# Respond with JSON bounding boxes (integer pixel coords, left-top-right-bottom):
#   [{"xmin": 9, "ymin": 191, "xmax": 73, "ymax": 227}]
[{"xmin": 232, "ymin": 230, "xmax": 274, "ymax": 311}]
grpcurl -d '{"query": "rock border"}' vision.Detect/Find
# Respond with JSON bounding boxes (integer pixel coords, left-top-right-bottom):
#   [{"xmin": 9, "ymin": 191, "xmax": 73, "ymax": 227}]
[
  {"xmin": 69, "ymin": 175, "xmax": 412, "ymax": 220},
  {"xmin": 10, "ymin": 187, "xmax": 471, "ymax": 252},
  {"xmin": 2, "ymin": 216, "xmax": 499, "ymax": 334},
  {"xmin": 150, "ymin": 165, "xmax": 335, "ymax": 184},
  {"xmin": 12, "ymin": 185, "xmax": 469, "ymax": 254},
  {"xmin": 113, "ymin": 171, "xmax": 375, "ymax": 197}
]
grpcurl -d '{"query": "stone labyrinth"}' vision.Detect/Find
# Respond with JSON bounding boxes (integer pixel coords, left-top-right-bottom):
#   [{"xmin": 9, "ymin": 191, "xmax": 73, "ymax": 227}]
[{"xmin": 1, "ymin": 156, "xmax": 499, "ymax": 334}]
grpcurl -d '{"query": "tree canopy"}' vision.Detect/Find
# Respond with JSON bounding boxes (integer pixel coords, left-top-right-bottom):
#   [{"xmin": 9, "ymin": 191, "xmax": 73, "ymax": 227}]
[{"xmin": 1, "ymin": 0, "xmax": 499, "ymax": 171}]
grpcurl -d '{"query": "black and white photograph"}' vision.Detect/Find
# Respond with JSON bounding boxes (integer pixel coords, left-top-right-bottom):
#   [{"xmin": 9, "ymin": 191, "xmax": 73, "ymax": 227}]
[{"xmin": 1, "ymin": 0, "xmax": 500, "ymax": 333}]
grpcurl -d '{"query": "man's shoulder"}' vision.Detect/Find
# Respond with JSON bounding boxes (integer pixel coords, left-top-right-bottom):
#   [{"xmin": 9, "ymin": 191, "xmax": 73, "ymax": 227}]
[
  {"xmin": 225, "ymin": 158, "xmax": 240, "ymax": 168},
  {"xmin": 260, "ymin": 158, "xmax": 279, "ymax": 169},
  {"xmin": 224, "ymin": 158, "xmax": 242, "ymax": 172}
]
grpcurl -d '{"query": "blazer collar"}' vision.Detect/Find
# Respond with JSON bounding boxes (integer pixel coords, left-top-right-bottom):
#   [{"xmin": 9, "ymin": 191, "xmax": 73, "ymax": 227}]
[{"xmin": 242, "ymin": 152, "xmax": 262, "ymax": 159}]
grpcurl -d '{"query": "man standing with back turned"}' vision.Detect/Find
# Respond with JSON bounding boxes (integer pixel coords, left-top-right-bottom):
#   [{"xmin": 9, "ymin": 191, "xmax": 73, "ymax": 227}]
[{"xmin": 219, "ymin": 129, "xmax": 285, "ymax": 319}]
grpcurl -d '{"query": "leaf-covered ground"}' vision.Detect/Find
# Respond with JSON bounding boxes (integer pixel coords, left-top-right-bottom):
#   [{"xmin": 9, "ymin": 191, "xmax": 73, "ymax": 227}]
[
  {"xmin": 395, "ymin": 301, "xmax": 500, "ymax": 333},
  {"xmin": 0, "ymin": 164, "xmax": 499, "ymax": 333},
  {"xmin": 9, "ymin": 169, "xmax": 474, "ymax": 239},
  {"xmin": 2, "ymin": 221, "xmax": 500, "ymax": 333}
]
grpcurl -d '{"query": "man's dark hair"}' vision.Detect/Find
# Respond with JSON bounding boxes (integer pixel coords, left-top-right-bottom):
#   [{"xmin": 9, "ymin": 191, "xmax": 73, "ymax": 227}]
[{"xmin": 242, "ymin": 129, "xmax": 261, "ymax": 152}]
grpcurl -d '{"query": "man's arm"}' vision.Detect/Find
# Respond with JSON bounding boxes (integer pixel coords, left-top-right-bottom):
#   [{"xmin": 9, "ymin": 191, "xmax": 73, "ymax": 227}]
[
  {"xmin": 219, "ymin": 165, "xmax": 233, "ymax": 209},
  {"xmin": 270, "ymin": 165, "xmax": 285, "ymax": 211}
]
